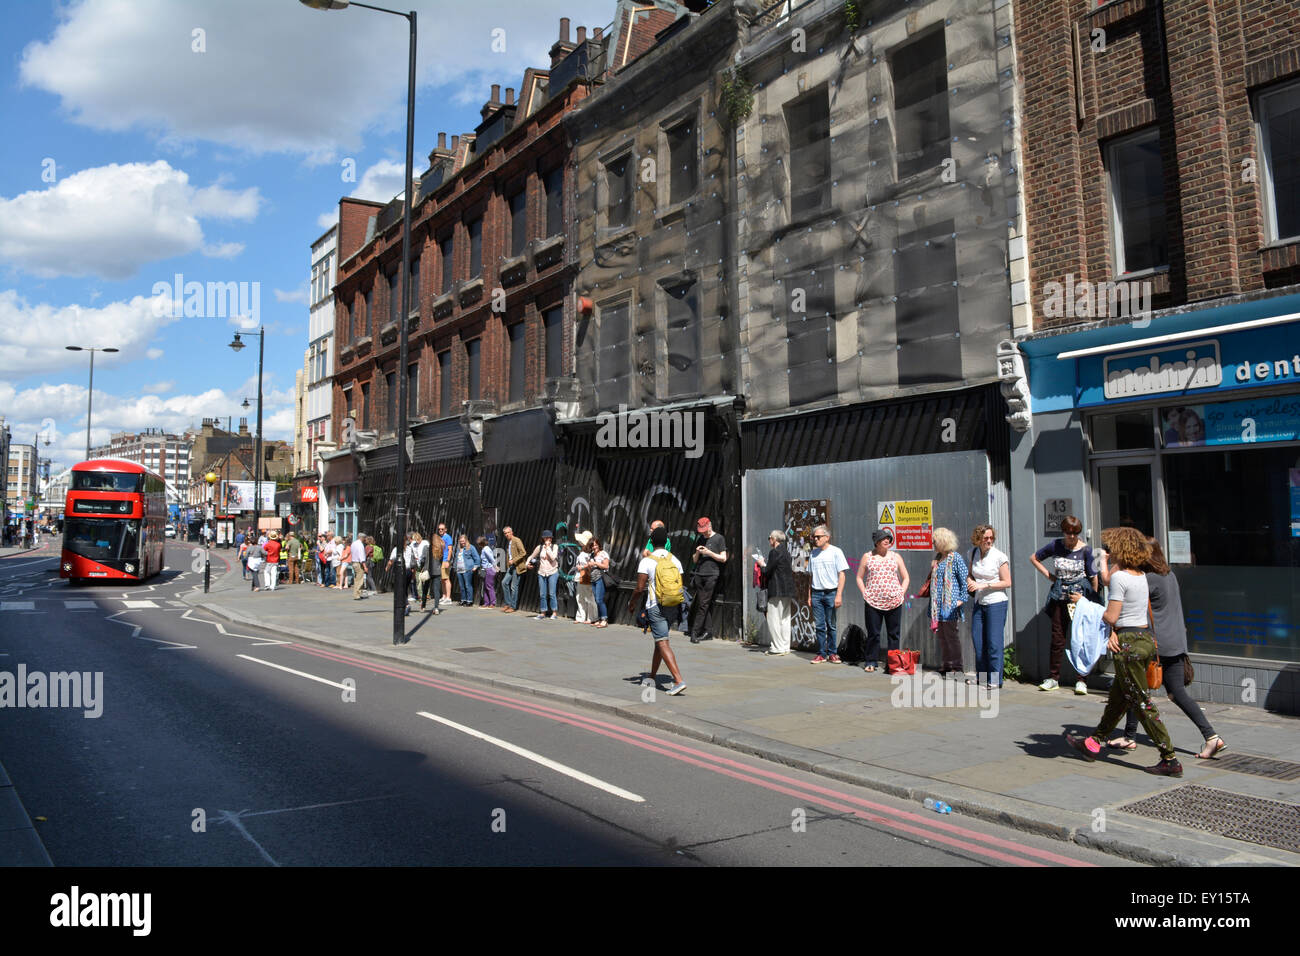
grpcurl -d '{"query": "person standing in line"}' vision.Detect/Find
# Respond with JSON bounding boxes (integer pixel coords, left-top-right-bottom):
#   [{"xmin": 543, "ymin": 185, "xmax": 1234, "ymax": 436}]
[
  {"xmin": 1108, "ymin": 536, "xmax": 1227, "ymax": 760},
  {"xmin": 588, "ymin": 536, "xmax": 611, "ymax": 628},
  {"xmin": 262, "ymin": 531, "xmax": 282, "ymax": 591},
  {"xmin": 478, "ymin": 536, "xmax": 497, "ymax": 608},
  {"xmin": 411, "ymin": 531, "xmax": 436, "ymax": 614},
  {"xmin": 1030, "ymin": 515, "xmax": 1098, "ymax": 693},
  {"xmin": 967, "ymin": 524, "xmax": 1011, "ymax": 688},
  {"xmin": 1066, "ymin": 528, "xmax": 1182, "ymax": 776},
  {"xmin": 644, "ymin": 519, "xmax": 671, "ymax": 557},
  {"xmin": 387, "ymin": 533, "xmax": 414, "ymax": 603},
  {"xmin": 362, "ymin": 535, "xmax": 380, "ymax": 595},
  {"xmin": 807, "ymin": 524, "xmax": 849, "ymax": 664},
  {"xmin": 238, "ymin": 532, "xmax": 250, "ymax": 580},
  {"xmin": 350, "ymin": 534, "xmax": 368, "ymax": 600},
  {"xmin": 502, "ymin": 526, "xmax": 527, "ymax": 613},
  {"xmin": 528, "ymin": 530, "xmax": 560, "ymax": 620},
  {"xmin": 755, "ymin": 529, "xmax": 795, "ymax": 655},
  {"xmin": 687, "ymin": 517, "xmax": 727, "ymax": 644},
  {"xmin": 246, "ymin": 538, "xmax": 266, "ymax": 592},
  {"xmin": 856, "ymin": 529, "xmax": 909, "ymax": 673},
  {"xmin": 627, "ymin": 526, "xmax": 687, "ymax": 695},
  {"xmin": 573, "ymin": 530, "xmax": 593, "ymax": 624},
  {"xmin": 454, "ymin": 533, "xmax": 478, "ymax": 607},
  {"xmin": 285, "ymin": 532, "xmax": 302, "ymax": 584},
  {"xmin": 437, "ymin": 522, "xmax": 454, "ymax": 607},
  {"xmin": 928, "ymin": 528, "xmax": 969, "ymax": 678}
]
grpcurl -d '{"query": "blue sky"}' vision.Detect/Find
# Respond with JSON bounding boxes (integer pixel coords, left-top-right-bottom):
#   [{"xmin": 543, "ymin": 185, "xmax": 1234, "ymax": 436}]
[{"xmin": 0, "ymin": 0, "xmax": 613, "ymax": 475}]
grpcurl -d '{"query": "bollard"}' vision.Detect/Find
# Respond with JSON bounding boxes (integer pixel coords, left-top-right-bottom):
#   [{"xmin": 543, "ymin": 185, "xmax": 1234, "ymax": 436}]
[{"xmin": 204, "ymin": 552, "xmax": 211, "ymax": 593}]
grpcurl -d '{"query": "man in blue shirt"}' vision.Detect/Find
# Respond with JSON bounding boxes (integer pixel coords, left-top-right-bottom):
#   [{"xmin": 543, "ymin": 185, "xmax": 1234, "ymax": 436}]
[{"xmin": 437, "ymin": 522, "xmax": 454, "ymax": 606}]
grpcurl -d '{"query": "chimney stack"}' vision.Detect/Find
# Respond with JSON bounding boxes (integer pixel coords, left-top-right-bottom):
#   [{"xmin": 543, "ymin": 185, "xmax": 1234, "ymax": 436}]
[
  {"xmin": 559, "ymin": 17, "xmax": 570, "ymax": 42},
  {"xmin": 238, "ymin": 419, "xmax": 249, "ymax": 436},
  {"xmin": 438, "ymin": 132, "xmax": 446, "ymax": 149},
  {"xmin": 490, "ymin": 83, "xmax": 501, "ymax": 103},
  {"xmin": 593, "ymin": 27, "xmax": 602, "ymax": 41},
  {"xmin": 451, "ymin": 134, "xmax": 459, "ymax": 151},
  {"xmin": 505, "ymin": 87, "xmax": 515, "ymax": 105},
  {"xmin": 577, "ymin": 26, "xmax": 587, "ymax": 44}
]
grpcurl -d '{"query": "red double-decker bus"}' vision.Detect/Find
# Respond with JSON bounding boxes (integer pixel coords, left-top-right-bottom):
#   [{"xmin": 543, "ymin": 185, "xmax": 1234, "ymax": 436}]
[{"xmin": 61, "ymin": 459, "xmax": 167, "ymax": 583}]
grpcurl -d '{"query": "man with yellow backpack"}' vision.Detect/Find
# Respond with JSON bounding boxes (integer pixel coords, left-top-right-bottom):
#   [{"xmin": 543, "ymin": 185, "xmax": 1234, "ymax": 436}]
[{"xmin": 627, "ymin": 526, "xmax": 687, "ymax": 696}]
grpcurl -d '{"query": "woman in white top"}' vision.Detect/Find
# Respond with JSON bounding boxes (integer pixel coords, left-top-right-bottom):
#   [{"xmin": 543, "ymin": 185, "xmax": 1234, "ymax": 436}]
[
  {"xmin": 966, "ymin": 524, "xmax": 1011, "ymax": 688},
  {"xmin": 1066, "ymin": 527, "xmax": 1181, "ymax": 776}
]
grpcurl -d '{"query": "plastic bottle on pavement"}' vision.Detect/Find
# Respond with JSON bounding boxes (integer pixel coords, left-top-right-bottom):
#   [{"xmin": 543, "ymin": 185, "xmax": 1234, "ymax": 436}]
[{"xmin": 923, "ymin": 798, "xmax": 953, "ymax": 814}]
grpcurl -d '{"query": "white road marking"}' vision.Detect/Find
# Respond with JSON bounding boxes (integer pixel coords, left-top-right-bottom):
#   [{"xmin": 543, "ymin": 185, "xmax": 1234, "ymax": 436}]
[
  {"xmin": 416, "ymin": 711, "xmax": 645, "ymax": 803},
  {"xmin": 238, "ymin": 654, "xmax": 350, "ymax": 689},
  {"xmin": 181, "ymin": 609, "xmax": 290, "ymax": 645},
  {"xmin": 0, "ymin": 602, "xmax": 35, "ymax": 611},
  {"xmin": 121, "ymin": 600, "xmax": 158, "ymax": 608},
  {"xmin": 65, "ymin": 600, "xmax": 97, "ymax": 609},
  {"xmin": 138, "ymin": 636, "xmax": 197, "ymax": 650}
]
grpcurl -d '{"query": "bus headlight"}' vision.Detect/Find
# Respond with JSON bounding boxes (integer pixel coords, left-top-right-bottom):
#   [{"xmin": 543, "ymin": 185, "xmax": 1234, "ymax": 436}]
[
  {"xmin": 125, "ymin": 563, "xmax": 135, "ymax": 573},
  {"xmin": 63, "ymin": 563, "xmax": 72, "ymax": 572}
]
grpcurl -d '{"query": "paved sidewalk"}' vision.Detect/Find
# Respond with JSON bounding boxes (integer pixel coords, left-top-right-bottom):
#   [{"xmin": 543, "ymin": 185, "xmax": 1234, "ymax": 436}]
[
  {"xmin": 188, "ymin": 563, "xmax": 1300, "ymax": 866},
  {"xmin": 0, "ymin": 758, "xmax": 52, "ymax": 866}
]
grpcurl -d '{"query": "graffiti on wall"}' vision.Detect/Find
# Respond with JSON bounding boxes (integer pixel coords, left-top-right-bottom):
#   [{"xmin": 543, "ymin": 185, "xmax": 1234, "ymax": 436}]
[
  {"xmin": 784, "ymin": 498, "xmax": 831, "ymax": 651},
  {"xmin": 566, "ymin": 482, "xmax": 692, "ymax": 575}
]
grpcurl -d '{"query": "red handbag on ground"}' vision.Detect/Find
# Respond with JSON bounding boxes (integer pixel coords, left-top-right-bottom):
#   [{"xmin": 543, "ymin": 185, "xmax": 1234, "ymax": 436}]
[{"xmin": 888, "ymin": 649, "xmax": 920, "ymax": 675}]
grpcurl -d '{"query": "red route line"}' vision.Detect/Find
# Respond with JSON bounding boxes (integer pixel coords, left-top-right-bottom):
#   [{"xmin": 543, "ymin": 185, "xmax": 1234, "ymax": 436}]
[{"xmin": 286, "ymin": 642, "xmax": 1094, "ymax": 868}]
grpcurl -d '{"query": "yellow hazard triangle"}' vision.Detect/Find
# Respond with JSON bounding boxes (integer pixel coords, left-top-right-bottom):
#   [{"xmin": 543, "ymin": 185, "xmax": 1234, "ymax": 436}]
[{"xmin": 879, "ymin": 504, "xmax": 894, "ymax": 524}]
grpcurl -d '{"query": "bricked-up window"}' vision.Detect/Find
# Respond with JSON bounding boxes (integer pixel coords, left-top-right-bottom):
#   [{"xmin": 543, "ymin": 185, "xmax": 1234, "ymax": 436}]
[
  {"xmin": 1256, "ymin": 81, "xmax": 1300, "ymax": 242},
  {"xmin": 543, "ymin": 305, "xmax": 563, "ymax": 379},
  {"xmin": 467, "ymin": 339, "xmax": 481, "ymax": 401},
  {"xmin": 468, "ymin": 218, "xmax": 483, "ymax": 278},
  {"xmin": 385, "ymin": 370, "xmax": 396, "ymax": 431},
  {"xmin": 347, "ymin": 300, "xmax": 356, "ymax": 343},
  {"xmin": 409, "ymin": 256, "xmax": 420, "ymax": 314},
  {"xmin": 784, "ymin": 87, "xmax": 830, "ymax": 218},
  {"xmin": 596, "ymin": 299, "xmax": 631, "ymax": 408},
  {"xmin": 440, "ymin": 234, "xmax": 454, "ymax": 294},
  {"xmin": 895, "ymin": 219, "xmax": 961, "ymax": 386},
  {"xmin": 509, "ymin": 189, "xmax": 527, "ymax": 257},
  {"xmin": 361, "ymin": 381, "xmax": 371, "ymax": 430},
  {"xmin": 388, "ymin": 268, "xmax": 400, "ymax": 324},
  {"xmin": 604, "ymin": 153, "xmax": 633, "ymax": 228},
  {"xmin": 664, "ymin": 279, "xmax": 699, "ymax": 396},
  {"xmin": 892, "ymin": 28, "xmax": 949, "ymax": 180},
  {"xmin": 364, "ymin": 287, "xmax": 374, "ymax": 337},
  {"xmin": 783, "ymin": 265, "xmax": 836, "ymax": 406},
  {"xmin": 342, "ymin": 384, "xmax": 353, "ymax": 423},
  {"xmin": 407, "ymin": 362, "xmax": 419, "ymax": 417},
  {"xmin": 439, "ymin": 350, "xmax": 452, "ymax": 415},
  {"xmin": 544, "ymin": 167, "xmax": 563, "ymax": 237},
  {"xmin": 508, "ymin": 322, "xmax": 525, "ymax": 403},
  {"xmin": 666, "ymin": 117, "xmax": 698, "ymax": 205},
  {"xmin": 1106, "ymin": 129, "xmax": 1168, "ymax": 274}
]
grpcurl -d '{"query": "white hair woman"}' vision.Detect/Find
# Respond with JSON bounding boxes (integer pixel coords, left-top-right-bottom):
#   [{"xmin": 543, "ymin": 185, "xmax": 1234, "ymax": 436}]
[
  {"xmin": 755, "ymin": 529, "xmax": 795, "ymax": 655},
  {"xmin": 928, "ymin": 527, "xmax": 969, "ymax": 678}
]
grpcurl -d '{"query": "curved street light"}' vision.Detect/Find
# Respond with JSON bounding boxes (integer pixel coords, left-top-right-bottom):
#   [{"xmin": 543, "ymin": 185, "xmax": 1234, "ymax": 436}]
[
  {"xmin": 229, "ymin": 330, "xmax": 265, "ymax": 536},
  {"xmin": 65, "ymin": 345, "xmax": 119, "ymax": 460}
]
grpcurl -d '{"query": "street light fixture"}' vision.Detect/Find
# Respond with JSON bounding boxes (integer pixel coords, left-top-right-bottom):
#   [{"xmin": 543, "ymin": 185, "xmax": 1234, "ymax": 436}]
[
  {"xmin": 229, "ymin": 330, "xmax": 265, "ymax": 538},
  {"xmin": 301, "ymin": 0, "xmax": 416, "ymax": 647},
  {"xmin": 65, "ymin": 345, "xmax": 119, "ymax": 460}
]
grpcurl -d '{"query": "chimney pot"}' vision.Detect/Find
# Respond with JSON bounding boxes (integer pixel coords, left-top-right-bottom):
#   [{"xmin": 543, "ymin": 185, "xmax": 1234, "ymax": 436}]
[
  {"xmin": 451, "ymin": 134, "xmax": 459, "ymax": 151},
  {"xmin": 577, "ymin": 26, "xmax": 587, "ymax": 43},
  {"xmin": 505, "ymin": 87, "xmax": 515, "ymax": 105},
  {"xmin": 559, "ymin": 17, "xmax": 570, "ymax": 42},
  {"xmin": 593, "ymin": 27, "xmax": 602, "ymax": 40},
  {"xmin": 491, "ymin": 83, "xmax": 501, "ymax": 102},
  {"xmin": 438, "ymin": 132, "xmax": 446, "ymax": 148}
]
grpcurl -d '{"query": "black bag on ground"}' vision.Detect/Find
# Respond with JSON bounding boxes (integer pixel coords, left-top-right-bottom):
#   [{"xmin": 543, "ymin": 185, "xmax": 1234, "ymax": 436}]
[{"xmin": 837, "ymin": 623, "xmax": 867, "ymax": 664}]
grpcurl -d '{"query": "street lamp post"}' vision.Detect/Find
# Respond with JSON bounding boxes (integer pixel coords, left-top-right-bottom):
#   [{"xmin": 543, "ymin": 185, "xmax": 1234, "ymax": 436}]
[
  {"xmin": 65, "ymin": 345, "xmax": 119, "ymax": 460},
  {"xmin": 301, "ymin": 0, "xmax": 416, "ymax": 647},
  {"xmin": 229, "ymin": 330, "xmax": 265, "ymax": 541}
]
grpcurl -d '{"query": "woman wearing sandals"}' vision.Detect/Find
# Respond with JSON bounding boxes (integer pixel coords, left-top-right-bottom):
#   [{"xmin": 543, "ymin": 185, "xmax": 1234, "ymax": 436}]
[
  {"xmin": 1104, "ymin": 536, "xmax": 1226, "ymax": 760},
  {"xmin": 588, "ymin": 537, "xmax": 611, "ymax": 628},
  {"xmin": 1066, "ymin": 527, "xmax": 1183, "ymax": 777},
  {"xmin": 856, "ymin": 529, "xmax": 908, "ymax": 673}
]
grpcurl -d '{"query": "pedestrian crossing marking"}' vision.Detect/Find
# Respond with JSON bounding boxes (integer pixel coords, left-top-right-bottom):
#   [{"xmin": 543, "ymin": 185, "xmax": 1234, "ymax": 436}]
[
  {"xmin": 121, "ymin": 600, "xmax": 159, "ymax": 609},
  {"xmin": 0, "ymin": 601, "xmax": 34, "ymax": 611},
  {"xmin": 64, "ymin": 600, "xmax": 97, "ymax": 609},
  {"xmin": 879, "ymin": 504, "xmax": 894, "ymax": 523}
]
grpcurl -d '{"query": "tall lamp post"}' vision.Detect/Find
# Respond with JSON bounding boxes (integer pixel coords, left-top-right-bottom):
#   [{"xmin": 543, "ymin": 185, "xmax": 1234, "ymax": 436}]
[
  {"xmin": 301, "ymin": 0, "xmax": 416, "ymax": 647},
  {"xmin": 65, "ymin": 345, "xmax": 119, "ymax": 459},
  {"xmin": 229, "ymin": 330, "xmax": 265, "ymax": 539}
]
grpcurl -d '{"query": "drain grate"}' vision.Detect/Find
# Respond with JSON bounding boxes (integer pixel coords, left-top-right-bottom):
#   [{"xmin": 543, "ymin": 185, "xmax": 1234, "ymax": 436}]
[
  {"xmin": 1209, "ymin": 753, "xmax": 1300, "ymax": 781},
  {"xmin": 451, "ymin": 646, "xmax": 495, "ymax": 653},
  {"xmin": 1119, "ymin": 785, "xmax": 1300, "ymax": 853}
]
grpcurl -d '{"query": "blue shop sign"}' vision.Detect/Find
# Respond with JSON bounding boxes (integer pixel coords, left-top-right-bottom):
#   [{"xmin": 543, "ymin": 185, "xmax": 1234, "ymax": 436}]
[{"xmin": 1079, "ymin": 322, "xmax": 1300, "ymax": 407}]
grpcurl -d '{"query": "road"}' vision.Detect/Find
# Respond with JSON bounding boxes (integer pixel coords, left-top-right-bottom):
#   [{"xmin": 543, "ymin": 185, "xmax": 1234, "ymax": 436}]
[{"xmin": 0, "ymin": 540, "xmax": 1129, "ymax": 866}]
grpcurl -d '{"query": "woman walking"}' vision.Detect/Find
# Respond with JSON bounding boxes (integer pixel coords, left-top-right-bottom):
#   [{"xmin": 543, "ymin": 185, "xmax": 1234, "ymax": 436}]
[
  {"xmin": 928, "ymin": 528, "xmax": 969, "ymax": 678},
  {"xmin": 1030, "ymin": 516, "xmax": 1098, "ymax": 692},
  {"xmin": 856, "ymin": 529, "xmax": 909, "ymax": 673},
  {"xmin": 1066, "ymin": 528, "xmax": 1182, "ymax": 776},
  {"xmin": 454, "ymin": 534, "xmax": 479, "ymax": 607},
  {"xmin": 967, "ymin": 524, "xmax": 1012, "ymax": 688},
  {"xmin": 528, "ymin": 530, "xmax": 560, "ymax": 620},
  {"xmin": 1106, "ymin": 537, "xmax": 1226, "ymax": 759},
  {"xmin": 755, "ymin": 530, "xmax": 795, "ymax": 655},
  {"xmin": 588, "ymin": 537, "xmax": 611, "ymax": 627}
]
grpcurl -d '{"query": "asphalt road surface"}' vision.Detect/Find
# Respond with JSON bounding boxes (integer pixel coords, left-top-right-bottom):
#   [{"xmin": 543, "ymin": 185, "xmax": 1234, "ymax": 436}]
[{"xmin": 0, "ymin": 541, "xmax": 1129, "ymax": 866}]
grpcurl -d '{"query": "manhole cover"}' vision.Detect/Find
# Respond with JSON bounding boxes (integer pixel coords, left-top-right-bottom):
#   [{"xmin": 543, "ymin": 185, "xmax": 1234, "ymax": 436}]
[
  {"xmin": 1210, "ymin": 753, "xmax": 1300, "ymax": 781},
  {"xmin": 1119, "ymin": 785, "xmax": 1300, "ymax": 853},
  {"xmin": 452, "ymin": 646, "xmax": 495, "ymax": 653}
]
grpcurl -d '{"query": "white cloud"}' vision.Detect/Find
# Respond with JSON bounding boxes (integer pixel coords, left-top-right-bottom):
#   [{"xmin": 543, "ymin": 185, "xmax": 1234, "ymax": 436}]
[
  {"xmin": 0, "ymin": 289, "xmax": 178, "ymax": 374},
  {"xmin": 0, "ymin": 161, "xmax": 261, "ymax": 280},
  {"xmin": 317, "ymin": 210, "xmax": 338, "ymax": 231},
  {"xmin": 141, "ymin": 381, "xmax": 174, "ymax": 394},
  {"xmin": 19, "ymin": 0, "xmax": 616, "ymax": 157},
  {"xmin": 146, "ymin": 348, "xmax": 164, "ymax": 360},
  {"xmin": 275, "ymin": 286, "xmax": 310, "ymax": 305},
  {"xmin": 201, "ymin": 241, "xmax": 245, "ymax": 259},
  {"xmin": 351, "ymin": 159, "xmax": 406, "ymax": 203}
]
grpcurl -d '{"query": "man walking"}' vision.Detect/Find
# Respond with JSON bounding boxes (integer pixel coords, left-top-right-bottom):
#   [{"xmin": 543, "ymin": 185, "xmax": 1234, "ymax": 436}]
[
  {"xmin": 502, "ymin": 526, "xmax": 527, "ymax": 613},
  {"xmin": 687, "ymin": 516, "xmax": 726, "ymax": 644},
  {"xmin": 808, "ymin": 524, "xmax": 848, "ymax": 664},
  {"xmin": 627, "ymin": 526, "xmax": 687, "ymax": 695},
  {"xmin": 351, "ymin": 533, "xmax": 369, "ymax": 600}
]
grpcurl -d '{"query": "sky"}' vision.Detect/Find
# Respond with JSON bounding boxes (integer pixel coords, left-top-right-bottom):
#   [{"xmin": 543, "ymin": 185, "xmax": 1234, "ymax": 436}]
[{"xmin": 0, "ymin": 0, "xmax": 614, "ymax": 480}]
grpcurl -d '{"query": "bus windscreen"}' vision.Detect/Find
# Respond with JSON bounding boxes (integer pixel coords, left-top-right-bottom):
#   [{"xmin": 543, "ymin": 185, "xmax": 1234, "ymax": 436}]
[{"xmin": 64, "ymin": 517, "xmax": 141, "ymax": 563}]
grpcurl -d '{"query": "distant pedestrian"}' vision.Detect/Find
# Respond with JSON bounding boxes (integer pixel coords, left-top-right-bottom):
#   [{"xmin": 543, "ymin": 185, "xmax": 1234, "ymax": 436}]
[
  {"xmin": 588, "ymin": 536, "xmax": 611, "ymax": 628},
  {"xmin": 387, "ymin": 533, "xmax": 414, "ymax": 603},
  {"xmin": 928, "ymin": 528, "xmax": 969, "ymax": 678},
  {"xmin": 350, "ymin": 534, "xmax": 368, "ymax": 600},
  {"xmin": 1030, "ymin": 515, "xmax": 1098, "ymax": 692},
  {"xmin": 687, "ymin": 517, "xmax": 726, "ymax": 644},
  {"xmin": 967, "ymin": 524, "xmax": 1010, "ymax": 688},
  {"xmin": 411, "ymin": 531, "xmax": 436, "ymax": 613},
  {"xmin": 238, "ymin": 536, "xmax": 250, "ymax": 580},
  {"xmin": 528, "ymin": 531, "xmax": 560, "ymax": 620},
  {"xmin": 246, "ymin": 539, "xmax": 266, "ymax": 592},
  {"xmin": 573, "ymin": 530, "xmax": 594, "ymax": 624},
  {"xmin": 286, "ymin": 532, "xmax": 302, "ymax": 584},
  {"xmin": 454, "ymin": 534, "xmax": 479, "ymax": 607},
  {"xmin": 362, "ymin": 535, "xmax": 379, "ymax": 595},
  {"xmin": 477, "ymin": 536, "xmax": 497, "ymax": 608},
  {"xmin": 502, "ymin": 526, "xmax": 527, "ymax": 613},
  {"xmin": 437, "ymin": 522, "xmax": 453, "ymax": 606},
  {"xmin": 334, "ymin": 536, "xmax": 349, "ymax": 590},
  {"xmin": 856, "ymin": 529, "xmax": 909, "ymax": 673},
  {"xmin": 262, "ymin": 531, "xmax": 281, "ymax": 591},
  {"xmin": 807, "ymin": 524, "xmax": 849, "ymax": 664},
  {"xmin": 755, "ymin": 529, "xmax": 795, "ymax": 655},
  {"xmin": 629, "ymin": 526, "xmax": 687, "ymax": 695}
]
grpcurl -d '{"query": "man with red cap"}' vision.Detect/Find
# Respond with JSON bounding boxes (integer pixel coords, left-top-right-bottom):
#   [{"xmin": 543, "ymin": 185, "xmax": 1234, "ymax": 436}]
[{"xmin": 687, "ymin": 516, "xmax": 727, "ymax": 643}]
